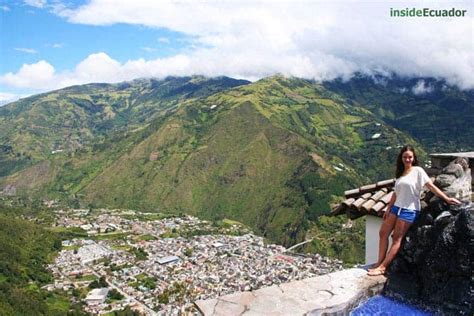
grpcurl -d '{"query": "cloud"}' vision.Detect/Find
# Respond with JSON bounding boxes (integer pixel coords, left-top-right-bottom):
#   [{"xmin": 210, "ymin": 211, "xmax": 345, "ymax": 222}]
[
  {"xmin": 158, "ymin": 37, "xmax": 170, "ymax": 44},
  {"xmin": 0, "ymin": 92, "xmax": 21, "ymax": 106},
  {"xmin": 412, "ymin": 80, "xmax": 434, "ymax": 95},
  {"xmin": 141, "ymin": 46, "xmax": 157, "ymax": 52},
  {"xmin": 74, "ymin": 52, "xmax": 123, "ymax": 82},
  {"xmin": 52, "ymin": 43, "xmax": 63, "ymax": 48},
  {"xmin": 1, "ymin": 53, "xmax": 136, "ymax": 90},
  {"xmin": 1, "ymin": 5, "xmax": 10, "ymax": 11},
  {"xmin": 24, "ymin": 0, "xmax": 47, "ymax": 8},
  {"xmin": 14, "ymin": 47, "xmax": 38, "ymax": 54},
  {"xmin": 4, "ymin": 0, "xmax": 474, "ymax": 92},
  {"xmin": 0, "ymin": 60, "xmax": 56, "ymax": 89}
]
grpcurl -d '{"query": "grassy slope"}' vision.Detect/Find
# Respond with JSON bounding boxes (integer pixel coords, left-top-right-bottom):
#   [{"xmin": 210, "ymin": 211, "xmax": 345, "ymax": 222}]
[
  {"xmin": 323, "ymin": 75, "xmax": 474, "ymax": 152},
  {"xmin": 78, "ymin": 76, "xmax": 418, "ymax": 246},
  {"xmin": 1, "ymin": 75, "xmax": 425, "ymax": 256},
  {"xmin": 0, "ymin": 76, "xmax": 249, "ymax": 178}
]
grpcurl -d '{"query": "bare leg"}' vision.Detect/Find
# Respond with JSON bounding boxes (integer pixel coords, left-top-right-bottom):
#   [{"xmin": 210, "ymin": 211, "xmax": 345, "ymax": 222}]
[
  {"xmin": 369, "ymin": 212, "xmax": 397, "ymax": 271},
  {"xmin": 369, "ymin": 219, "xmax": 411, "ymax": 275}
]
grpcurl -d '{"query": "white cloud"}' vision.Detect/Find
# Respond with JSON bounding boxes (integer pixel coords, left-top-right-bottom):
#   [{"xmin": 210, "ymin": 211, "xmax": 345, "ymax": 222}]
[
  {"xmin": 0, "ymin": 60, "xmax": 56, "ymax": 89},
  {"xmin": 158, "ymin": 37, "xmax": 170, "ymax": 44},
  {"xmin": 14, "ymin": 47, "xmax": 37, "ymax": 54},
  {"xmin": 52, "ymin": 43, "xmax": 63, "ymax": 48},
  {"xmin": 1, "ymin": 5, "xmax": 10, "ymax": 11},
  {"xmin": 412, "ymin": 80, "xmax": 434, "ymax": 95},
  {"xmin": 3, "ymin": 0, "xmax": 474, "ymax": 92},
  {"xmin": 0, "ymin": 92, "xmax": 22, "ymax": 106},
  {"xmin": 141, "ymin": 46, "xmax": 157, "ymax": 52},
  {"xmin": 24, "ymin": 0, "xmax": 47, "ymax": 8}
]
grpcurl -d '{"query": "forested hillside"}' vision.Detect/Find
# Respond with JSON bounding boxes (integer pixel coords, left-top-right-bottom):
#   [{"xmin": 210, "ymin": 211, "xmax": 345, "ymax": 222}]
[
  {"xmin": 1, "ymin": 75, "xmax": 470, "ymax": 253},
  {"xmin": 0, "ymin": 213, "xmax": 83, "ymax": 315},
  {"xmin": 323, "ymin": 74, "xmax": 474, "ymax": 152}
]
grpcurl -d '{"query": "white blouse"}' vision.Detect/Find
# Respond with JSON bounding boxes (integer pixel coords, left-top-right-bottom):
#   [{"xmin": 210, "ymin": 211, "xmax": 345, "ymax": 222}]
[{"xmin": 394, "ymin": 166, "xmax": 430, "ymax": 210}]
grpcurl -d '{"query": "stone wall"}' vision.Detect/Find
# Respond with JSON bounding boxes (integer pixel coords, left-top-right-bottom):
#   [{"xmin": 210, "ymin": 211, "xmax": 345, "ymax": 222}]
[{"xmin": 383, "ymin": 158, "xmax": 473, "ymax": 315}]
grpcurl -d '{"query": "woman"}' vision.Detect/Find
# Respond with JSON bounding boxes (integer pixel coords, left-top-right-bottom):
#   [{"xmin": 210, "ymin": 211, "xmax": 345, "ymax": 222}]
[{"xmin": 367, "ymin": 145, "xmax": 460, "ymax": 276}]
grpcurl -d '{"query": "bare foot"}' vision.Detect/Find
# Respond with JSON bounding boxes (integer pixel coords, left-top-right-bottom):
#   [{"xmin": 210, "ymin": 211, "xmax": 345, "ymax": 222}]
[
  {"xmin": 367, "ymin": 266, "xmax": 386, "ymax": 276},
  {"xmin": 368, "ymin": 263, "xmax": 382, "ymax": 272}
]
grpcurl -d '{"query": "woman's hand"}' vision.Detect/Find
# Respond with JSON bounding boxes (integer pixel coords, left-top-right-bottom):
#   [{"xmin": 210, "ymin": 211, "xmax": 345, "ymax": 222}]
[
  {"xmin": 446, "ymin": 197, "xmax": 462, "ymax": 205},
  {"xmin": 426, "ymin": 182, "xmax": 462, "ymax": 205}
]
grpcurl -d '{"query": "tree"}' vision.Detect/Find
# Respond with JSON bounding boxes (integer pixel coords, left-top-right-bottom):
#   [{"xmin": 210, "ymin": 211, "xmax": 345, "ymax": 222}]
[
  {"xmin": 88, "ymin": 277, "xmax": 107, "ymax": 289},
  {"xmin": 108, "ymin": 289, "xmax": 124, "ymax": 300},
  {"xmin": 52, "ymin": 239, "xmax": 62, "ymax": 251},
  {"xmin": 113, "ymin": 306, "xmax": 140, "ymax": 316}
]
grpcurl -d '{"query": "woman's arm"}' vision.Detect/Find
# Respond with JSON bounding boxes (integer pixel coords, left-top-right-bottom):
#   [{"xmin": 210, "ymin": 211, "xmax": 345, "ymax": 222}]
[
  {"xmin": 425, "ymin": 181, "xmax": 461, "ymax": 205},
  {"xmin": 383, "ymin": 192, "xmax": 396, "ymax": 219}
]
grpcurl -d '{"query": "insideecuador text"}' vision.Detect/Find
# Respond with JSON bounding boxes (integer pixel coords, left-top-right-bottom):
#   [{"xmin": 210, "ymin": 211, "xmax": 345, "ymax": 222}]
[{"xmin": 390, "ymin": 8, "xmax": 467, "ymax": 17}]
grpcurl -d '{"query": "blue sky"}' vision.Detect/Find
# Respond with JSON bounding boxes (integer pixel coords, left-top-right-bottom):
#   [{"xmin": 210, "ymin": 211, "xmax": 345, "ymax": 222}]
[
  {"xmin": 1, "ymin": 3, "xmax": 190, "ymax": 73},
  {"xmin": 0, "ymin": 0, "xmax": 473, "ymax": 104}
]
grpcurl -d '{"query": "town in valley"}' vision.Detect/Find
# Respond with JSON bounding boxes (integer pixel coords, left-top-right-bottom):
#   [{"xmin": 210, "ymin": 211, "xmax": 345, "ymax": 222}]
[{"xmin": 42, "ymin": 208, "xmax": 343, "ymax": 315}]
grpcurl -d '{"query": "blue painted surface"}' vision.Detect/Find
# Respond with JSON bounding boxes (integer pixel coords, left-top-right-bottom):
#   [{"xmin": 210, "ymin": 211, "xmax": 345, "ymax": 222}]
[{"xmin": 351, "ymin": 295, "xmax": 434, "ymax": 316}]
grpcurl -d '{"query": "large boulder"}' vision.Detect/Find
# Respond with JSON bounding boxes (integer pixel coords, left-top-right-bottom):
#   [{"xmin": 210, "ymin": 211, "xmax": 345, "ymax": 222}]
[
  {"xmin": 383, "ymin": 158, "xmax": 473, "ymax": 315},
  {"xmin": 433, "ymin": 157, "xmax": 472, "ymax": 201}
]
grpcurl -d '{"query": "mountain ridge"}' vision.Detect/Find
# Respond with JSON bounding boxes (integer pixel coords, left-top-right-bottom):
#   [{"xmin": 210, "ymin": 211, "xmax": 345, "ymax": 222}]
[{"xmin": 1, "ymin": 74, "xmax": 471, "ymax": 248}]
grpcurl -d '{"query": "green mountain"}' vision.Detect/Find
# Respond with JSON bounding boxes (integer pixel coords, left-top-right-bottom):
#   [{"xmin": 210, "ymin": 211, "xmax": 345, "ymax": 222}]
[
  {"xmin": 0, "ymin": 76, "xmax": 249, "ymax": 176},
  {"xmin": 323, "ymin": 74, "xmax": 474, "ymax": 152},
  {"xmin": 1, "ymin": 75, "xmax": 428, "ymax": 249}
]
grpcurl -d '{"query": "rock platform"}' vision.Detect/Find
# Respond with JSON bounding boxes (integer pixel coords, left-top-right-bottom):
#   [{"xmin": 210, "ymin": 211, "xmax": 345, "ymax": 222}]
[{"xmin": 195, "ymin": 268, "xmax": 386, "ymax": 315}]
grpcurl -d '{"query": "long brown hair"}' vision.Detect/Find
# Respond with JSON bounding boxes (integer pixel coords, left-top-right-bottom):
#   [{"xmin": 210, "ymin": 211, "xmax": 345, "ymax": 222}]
[{"xmin": 396, "ymin": 145, "xmax": 419, "ymax": 178}]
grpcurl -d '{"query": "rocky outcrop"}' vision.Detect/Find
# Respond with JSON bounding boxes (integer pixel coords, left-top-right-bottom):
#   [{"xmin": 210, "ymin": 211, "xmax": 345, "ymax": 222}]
[
  {"xmin": 432, "ymin": 157, "xmax": 472, "ymax": 201},
  {"xmin": 384, "ymin": 158, "xmax": 473, "ymax": 315}
]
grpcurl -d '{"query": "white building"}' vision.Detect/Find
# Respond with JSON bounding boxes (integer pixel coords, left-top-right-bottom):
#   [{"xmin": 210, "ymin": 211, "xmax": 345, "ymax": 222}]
[
  {"xmin": 85, "ymin": 288, "xmax": 109, "ymax": 305},
  {"xmin": 332, "ymin": 178, "xmax": 396, "ymax": 264},
  {"xmin": 157, "ymin": 255, "xmax": 180, "ymax": 265}
]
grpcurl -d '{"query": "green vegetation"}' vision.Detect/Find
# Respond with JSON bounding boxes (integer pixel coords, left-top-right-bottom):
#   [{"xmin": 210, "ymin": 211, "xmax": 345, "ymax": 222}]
[
  {"xmin": 71, "ymin": 76, "xmax": 420, "ymax": 248},
  {"xmin": 0, "ymin": 76, "xmax": 425, "ymax": 253},
  {"xmin": 323, "ymin": 74, "xmax": 474, "ymax": 152},
  {"xmin": 129, "ymin": 247, "xmax": 148, "ymax": 261},
  {"xmin": 0, "ymin": 215, "xmax": 81, "ymax": 315},
  {"xmin": 136, "ymin": 234, "xmax": 157, "ymax": 241},
  {"xmin": 74, "ymin": 274, "xmax": 96, "ymax": 282},
  {"xmin": 48, "ymin": 226, "xmax": 88, "ymax": 239},
  {"xmin": 128, "ymin": 274, "xmax": 157, "ymax": 291},
  {"xmin": 107, "ymin": 288, "xmax": 124, "ymax": 301},
  {"xmin": 88, "ymin": 276, "xmax": 108, "ymax": 289},
  {"xmin": 304, "ymin": 215, "xmax": 366, "ymax": 265},
  {"xmin": 92, "ymin": 232, "xmax": 129, "ymax": 241},
  {"xmin": 157, "ymin": 282, "xmax": 193, "ymax": 305},
  {"xmin": 105, "ymin": 306, "xmax": 141, "ymax": 316},
  {"xmin": 137, "ymin": 274, "xmax": 157, "ymax": 290},
  {"xmin": 120, "ymin": 212, "xmax": 177, "ymax": 221},
  {"xmin": 1, "ymin": 74, "xmax": 467, "ymax": 268}
]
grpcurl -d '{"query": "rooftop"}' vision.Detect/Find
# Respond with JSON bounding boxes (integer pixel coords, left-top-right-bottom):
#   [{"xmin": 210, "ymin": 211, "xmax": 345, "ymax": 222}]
[
  {"xmin": 86, "ymin": 288, "xmax": 109, "ymax": 301},
  {"xmin": 332, "ymin": 179, "xmax": 396, "ymax": 219},
  {"xmin": 430, "ymin": 152, "xmax": 474, "ymax": 159},
  {"xmin": 157, "ymin": 255, "xmax": 180, "ymax": 265}
]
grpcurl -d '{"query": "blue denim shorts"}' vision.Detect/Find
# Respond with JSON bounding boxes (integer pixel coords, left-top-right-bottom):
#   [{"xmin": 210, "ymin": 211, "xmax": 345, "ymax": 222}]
[{"xmin": 390, "ymin": 205, "xmax": 419, "ymax": 223}]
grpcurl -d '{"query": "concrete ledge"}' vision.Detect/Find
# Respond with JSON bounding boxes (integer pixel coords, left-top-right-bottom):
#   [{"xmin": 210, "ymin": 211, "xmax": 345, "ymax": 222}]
[{"xmin": 195, "ymin": 268, "xmax": 386, "ymax": 315}]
